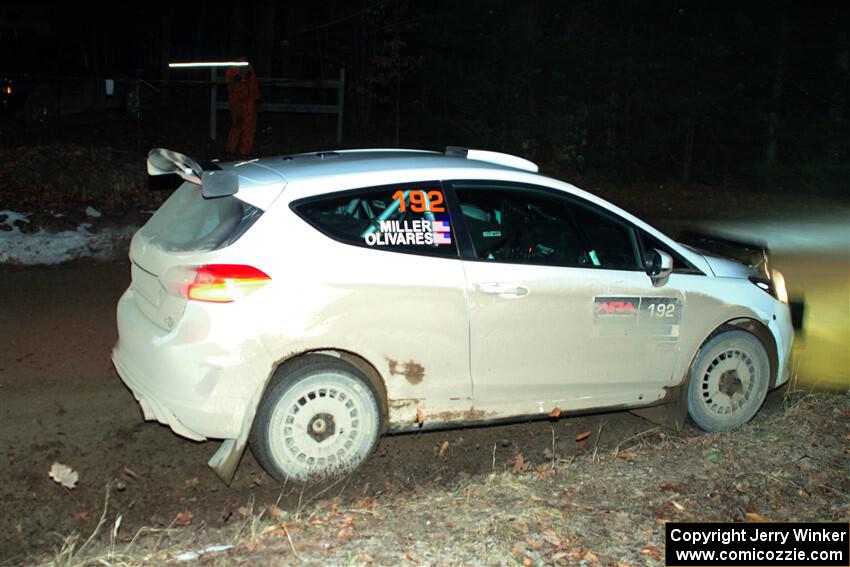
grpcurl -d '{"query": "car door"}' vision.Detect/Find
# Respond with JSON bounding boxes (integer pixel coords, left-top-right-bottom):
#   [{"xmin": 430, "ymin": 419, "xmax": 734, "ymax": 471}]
[
  {"xmin": 449, "ymin": 181, "xmax": 686, "ymax": 415},
  {"xmin": 286, "ymin": 181, "xmax": 472, "ymax": 429}
]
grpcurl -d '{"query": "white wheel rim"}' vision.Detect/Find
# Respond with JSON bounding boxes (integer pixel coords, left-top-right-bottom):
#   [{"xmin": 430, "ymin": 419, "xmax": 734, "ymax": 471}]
[
  {"xmin": 267, "ymin": 372, "xmax": 374, "ymax": 478},
  {"xmin": 698, "ymin": 347, "xmax": 759, "ymax": 417}
]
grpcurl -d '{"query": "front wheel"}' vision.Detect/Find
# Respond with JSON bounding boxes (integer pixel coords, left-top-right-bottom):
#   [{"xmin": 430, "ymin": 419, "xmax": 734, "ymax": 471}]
[
  {"xmin": 249, "ymin": 357, "xmax": 381, "ymax": 482},
  {"xmin": 687, "ymin": 330, "xmax": 770, "ymax": 432}
]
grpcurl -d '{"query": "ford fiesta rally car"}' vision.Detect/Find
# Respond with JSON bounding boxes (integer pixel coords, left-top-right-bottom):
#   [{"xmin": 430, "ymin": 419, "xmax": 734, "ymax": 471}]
[{"xmin": 112, "ymin": 147, "xmax": 794, "ymax": 483}]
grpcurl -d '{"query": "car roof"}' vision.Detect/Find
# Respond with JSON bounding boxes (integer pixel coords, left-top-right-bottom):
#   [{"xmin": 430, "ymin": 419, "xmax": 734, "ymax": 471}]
[
  {"xmin": 218, "ymin": 148, "xmax": 713, "ymax": 275},
  {"xmin": 221, "ymin": 149, "xmax": 537, "ymax": 186}
]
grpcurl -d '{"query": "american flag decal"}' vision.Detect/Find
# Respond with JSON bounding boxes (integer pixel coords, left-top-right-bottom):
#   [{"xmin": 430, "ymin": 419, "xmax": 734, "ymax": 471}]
[{"xmin": 432, "ymin": 220, "xmax": 452, "ymax": 244}]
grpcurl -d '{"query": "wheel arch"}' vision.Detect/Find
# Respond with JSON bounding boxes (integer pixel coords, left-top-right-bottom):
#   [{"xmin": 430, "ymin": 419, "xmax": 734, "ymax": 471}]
[
  {"xmin": 268, "ymin": 349, "xmax": 390, "ymax": 431},
  {"xmin": 711, "ymin": 318, "xmax": 779, "ymax": 388},
  {"xmin": 640, "ymin": 316, "xmax": 780, "ymax": 430}
]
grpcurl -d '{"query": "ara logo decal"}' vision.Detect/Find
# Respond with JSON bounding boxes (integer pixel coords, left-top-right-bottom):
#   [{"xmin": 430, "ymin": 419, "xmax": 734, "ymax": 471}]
[
  {"xmin": 594, "ymin": 296, "xmax": 641, "ymax": 320},
  {"xmin": 596, "ymin": 300, "xmax": 636, "ymax": 314}
]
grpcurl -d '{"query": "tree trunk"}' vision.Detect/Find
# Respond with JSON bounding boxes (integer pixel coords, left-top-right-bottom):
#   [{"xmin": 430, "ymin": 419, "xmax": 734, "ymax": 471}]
[
  {"xmin": 765, "ymin": 10, "xmax": 788, "ymax": 165},
  {"xmin": 160, "ymin": 4, "xmax": 174, "ymax": 105},
  {"xmin": 682, "ymin": 117, "xmax": 695, "ymax": 184},
  {"xmin": 255, "ymin": 0, "xmax": 276, "ymax": 77}
]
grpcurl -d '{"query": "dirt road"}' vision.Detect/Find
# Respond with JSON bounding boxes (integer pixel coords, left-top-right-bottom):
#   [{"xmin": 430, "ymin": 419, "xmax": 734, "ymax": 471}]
[{"xmin": 1, "ymin": 261, "xmax": 668, "ymax": 563}]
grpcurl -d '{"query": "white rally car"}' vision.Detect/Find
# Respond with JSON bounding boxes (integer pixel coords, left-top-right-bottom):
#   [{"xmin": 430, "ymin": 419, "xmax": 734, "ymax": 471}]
[{"xmin": 112, "ymin": 147, "xmax": 794, "ymax": 483}]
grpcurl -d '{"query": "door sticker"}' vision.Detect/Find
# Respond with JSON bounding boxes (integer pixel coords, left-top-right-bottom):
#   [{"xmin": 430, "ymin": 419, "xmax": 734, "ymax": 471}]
[
  {"xmin": 594, "ymin": 296, "xmax": 682, "ymax": 338},
  {"xmin": 363, "ymin": 189, "xmax": 453, "ymax": 247}
]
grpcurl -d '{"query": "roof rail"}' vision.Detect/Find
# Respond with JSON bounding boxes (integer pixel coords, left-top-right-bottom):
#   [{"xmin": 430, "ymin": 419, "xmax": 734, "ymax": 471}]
[{"xmin": 445, "ymin": 146, "xmax": 538, "ymax": 173}]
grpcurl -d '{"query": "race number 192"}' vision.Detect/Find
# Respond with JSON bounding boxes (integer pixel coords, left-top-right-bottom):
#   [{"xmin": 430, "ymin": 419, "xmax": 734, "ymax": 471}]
[{"xmin": 392, "ymin": 190, "xmax": 445, "ymax": 213}]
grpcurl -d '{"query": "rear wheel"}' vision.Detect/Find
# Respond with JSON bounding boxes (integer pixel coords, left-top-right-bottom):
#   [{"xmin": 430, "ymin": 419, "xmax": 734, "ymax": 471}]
[
  {"xmin": 250, "ymin": 357, "xmax": 381, "ymax": 482},
  {"xmin": 687, "ymin": 330, "xmax": 770, "ymax": 432}
]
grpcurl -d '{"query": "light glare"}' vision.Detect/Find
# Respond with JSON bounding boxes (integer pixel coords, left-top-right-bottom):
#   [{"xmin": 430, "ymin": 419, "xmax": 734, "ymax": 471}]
[{"xmin": 168, "ymin": 61, "xmax": 250, "ymax": 68}]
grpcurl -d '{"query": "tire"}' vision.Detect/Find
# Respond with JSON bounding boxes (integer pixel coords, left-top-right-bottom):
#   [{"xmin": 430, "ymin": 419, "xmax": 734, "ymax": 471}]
[
  {"xmin": 249, "ymin": 357, "xmax": 382, "ymax": 482},
  {"xmin": 687, "ymin": 330, "xmax": 771, "ymax": 432}
]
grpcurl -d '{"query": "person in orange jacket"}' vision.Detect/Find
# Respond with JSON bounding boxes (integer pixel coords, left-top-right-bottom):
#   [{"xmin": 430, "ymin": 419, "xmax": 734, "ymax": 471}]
[{"xmin": 225, "ymin": 61, "xmax": 260, "ymax": 156}]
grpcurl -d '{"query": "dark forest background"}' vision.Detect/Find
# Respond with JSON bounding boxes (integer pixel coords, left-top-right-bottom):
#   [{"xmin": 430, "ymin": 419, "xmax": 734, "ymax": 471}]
[{"xmin": 2, "ymin": 1, "xmax": 849, "ymax": 188}]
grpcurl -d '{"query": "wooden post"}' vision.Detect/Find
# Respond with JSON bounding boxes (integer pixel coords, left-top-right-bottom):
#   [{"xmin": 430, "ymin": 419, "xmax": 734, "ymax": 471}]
[
  {"xmin": 210, "ymin": 67, "xmax": 217, "ymax": 141},
  {"xmin": 336, "ymin": 68, "xmax": 345, "ymax": 145}
]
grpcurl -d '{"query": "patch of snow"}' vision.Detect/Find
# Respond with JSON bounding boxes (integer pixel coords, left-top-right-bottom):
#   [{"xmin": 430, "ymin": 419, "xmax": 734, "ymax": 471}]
[
  {"xmin": 0, "ymin": 210, "xmax": 138, "ymax": 265},
  {"xmin": 85, "ymin": 206, "xmax": 102, "ymax": 218},
  {"xmin": 0, "ymin": 210, "xmax": 30, "ymax": 224}
]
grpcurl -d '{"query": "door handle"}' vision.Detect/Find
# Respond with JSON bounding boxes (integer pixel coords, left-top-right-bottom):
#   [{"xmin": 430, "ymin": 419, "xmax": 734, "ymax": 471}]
[{"xmin": 479, "ymin": 282, "xmax": 529, "ymax": 297}]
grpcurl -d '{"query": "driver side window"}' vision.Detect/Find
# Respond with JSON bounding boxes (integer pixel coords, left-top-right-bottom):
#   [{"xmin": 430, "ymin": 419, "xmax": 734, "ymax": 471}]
[{"xmin": 453, "ymin": 182, "xmax": 641, "ymax": 271}]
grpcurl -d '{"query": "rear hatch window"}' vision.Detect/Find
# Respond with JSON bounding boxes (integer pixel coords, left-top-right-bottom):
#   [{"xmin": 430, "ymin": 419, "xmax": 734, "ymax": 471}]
[
  {"xmin": 130, "ymin": 182, "xmax": 265, "ymax": 331},
  {"xmin": 140, "ymin": 181, "xmax": 262, "ymax": 252}
]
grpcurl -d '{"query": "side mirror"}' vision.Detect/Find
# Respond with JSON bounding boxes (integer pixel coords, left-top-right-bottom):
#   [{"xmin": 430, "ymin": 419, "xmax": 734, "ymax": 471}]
[{"xmin": 645, "ymin": 248, "xmax": 673, "ymax": 286}]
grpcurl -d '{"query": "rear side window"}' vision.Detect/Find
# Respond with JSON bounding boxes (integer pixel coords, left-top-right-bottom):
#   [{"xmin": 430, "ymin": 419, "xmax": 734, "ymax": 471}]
[
  {"xmin": 140, "ymin": 182, "xmax": 262, "ymax": 252},
  {"xmin": 292, "ymin": 182, "xmax": 458, "ymax": 257}
]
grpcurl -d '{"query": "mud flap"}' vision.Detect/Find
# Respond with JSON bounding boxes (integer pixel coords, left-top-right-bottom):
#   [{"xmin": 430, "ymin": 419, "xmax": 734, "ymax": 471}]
[
  {"xmin": 208, "ymin": 388, "xmax": 264, "ymax": 485},
  {"xmin": 630, "ymin": 383, "xmax": 688, "ymax": 431},
  {"xmin": 208, "ymin": 438, "xmax": 244, "ymax": 485}
]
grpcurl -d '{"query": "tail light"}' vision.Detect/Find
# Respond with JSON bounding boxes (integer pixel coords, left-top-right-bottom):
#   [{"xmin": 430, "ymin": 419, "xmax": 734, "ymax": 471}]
[{"xmin": 185, "ymin": 264, "xmax": 271, "ymax": 303}]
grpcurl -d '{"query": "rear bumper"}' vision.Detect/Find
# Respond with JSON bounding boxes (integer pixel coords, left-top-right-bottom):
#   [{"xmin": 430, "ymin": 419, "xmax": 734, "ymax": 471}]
[{"xmin": 112, "ymin": 287, "xmax": 274, "ymax": 440}]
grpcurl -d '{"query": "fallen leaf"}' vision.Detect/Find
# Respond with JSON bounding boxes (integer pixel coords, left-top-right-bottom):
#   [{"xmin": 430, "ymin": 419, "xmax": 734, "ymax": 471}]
[
  {"xmin": 337, "ymin": 526, "xmax": 355, "ymax": 539},
  {"xmin": 416, "ymin": 407, "xmax": 425, "ymax": 426},
  {"xmin": 542, "ymin": 529, "xmax": 562, "ymax": 547},
  {"xmin": 74, "ymin": 508, "xmax": 97, "ymax": 522},
  {"xmin": 659, "ymin": 481, "xmax": 680, "ymax": 492},
  {"xmin": 575, "ymin": 431, "xmax": 591, "ymax": 442},
  {"xmin": 404, "ymin": 552, "xmax": 417, "ymax": 562},
  {"xmin": 340, "ymin": 514, "xmax": 354, "ymax": 527},
  {"xmin": 584, "ymin": 551, "xmax": 599, "ymax": 563},
  {"xmin": 184, "ymin": 477, "xmax": 200, "ymax": 488},
  {"xmin": 640, "ymin": 546, "xmax": 661, "ymax": 559},
  {"xmin": 530, "ymin": 495, "xmax": 544, "ymax": 503},
  {"xmin": 267, "ymin": 504, "xmax": 285, "ymax": 519},
  {"xmin": 271, "ymin": 527, "xmax": 289, "ymax": 538},
  {"xmin": 309, "ymin": 517, "xmax": 326, "ymax": 526},
  {"xmin": 123, "ymin": 466, "xmax": 139, "ymax": 480},
  {"xmin": 511, "ymin": 545, "xmax": 523, "ymax": 556},
  {"xmin": 512, "ymin": 454, "xmax": 527, "ymax": 474},
  {"xmin": 549, "ymin": 407, "xmax": 561, "ymax": 418},
  {"xmin": 522, "ymin": 557, "xmax": 533, "ymax": 566},
  {"xmin": 175, "ymin": 511, "xmax": 193, "ymax": 526},
  {"xmin": 438, "ymin": 440, "xmax": 449, "ymax": 458},
  {"xmin": 49, "ymin": 462, "xmax": 79, "ymax": 489},
  {"xmin": 671, "ymin": 500, "xmax": 686, "ymax": 512},
  {"xmin": 238, "ymin": 506, "xmax": 250, "ymax": 518},
  {"xmin": 745, "ymin": 512, "xmax": 770, "ymax": 522}
]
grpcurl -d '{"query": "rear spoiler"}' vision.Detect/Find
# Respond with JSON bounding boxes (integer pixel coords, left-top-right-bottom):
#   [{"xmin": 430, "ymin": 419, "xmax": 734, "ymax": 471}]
[{"xmin": 146, "ymin": 148, "xmax": 238, "ymax": 198}]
